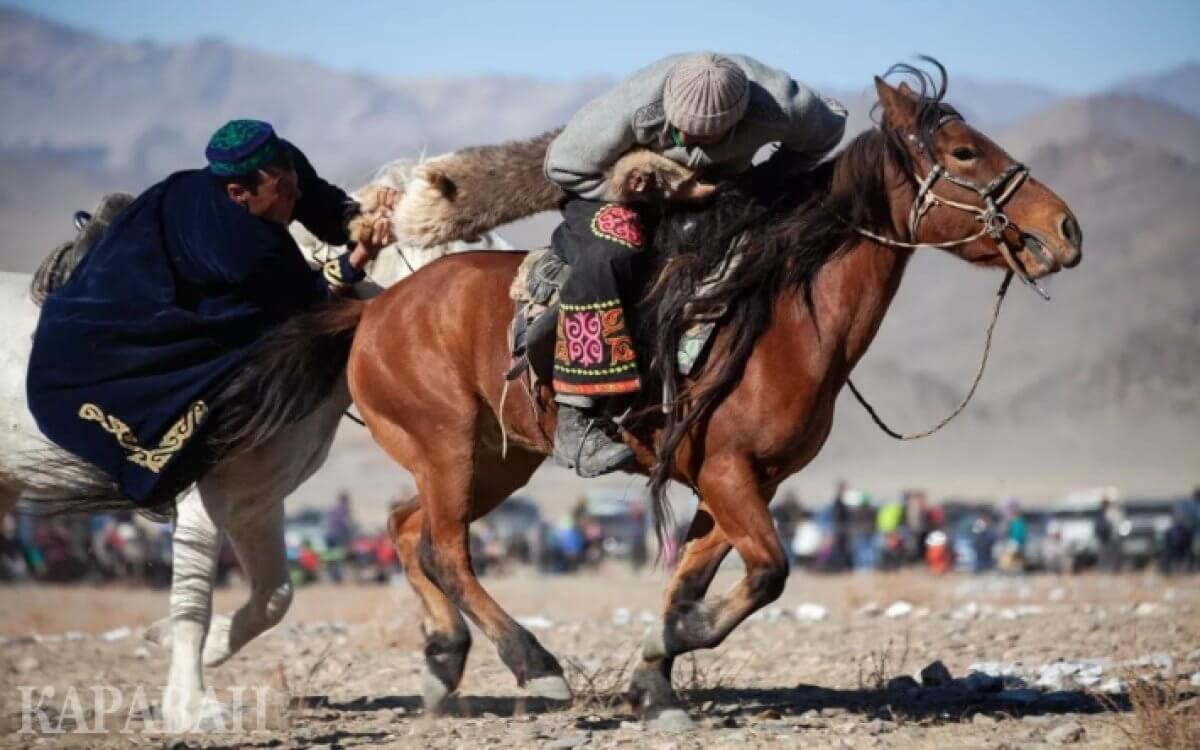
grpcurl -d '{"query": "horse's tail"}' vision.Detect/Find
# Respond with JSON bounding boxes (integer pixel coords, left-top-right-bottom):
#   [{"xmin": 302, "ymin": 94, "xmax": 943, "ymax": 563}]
[
  {"xmin": 208, "ymin": 299, "xmax": 366, "ymax": 455},
  {"xmin": 8, "ymin": 448, "xmax": 164, "ymax": 519}
]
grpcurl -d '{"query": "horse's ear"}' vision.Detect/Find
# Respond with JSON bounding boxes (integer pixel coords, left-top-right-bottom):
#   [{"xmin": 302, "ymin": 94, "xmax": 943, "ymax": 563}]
[
  {"xmin": 874, "ymin": 76, "xmax": 917, "ymax": 128},
  {"xmin": 897, "ymin": 81, "xmax": 919, "ymax": 100}
]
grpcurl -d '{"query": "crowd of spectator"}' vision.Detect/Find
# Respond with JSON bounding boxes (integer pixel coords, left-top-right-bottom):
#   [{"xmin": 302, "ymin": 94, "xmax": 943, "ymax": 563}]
[
  {"xmin": 765, "ymin": 482, "xmax": 1200, "ymax": 576},
  {"xmin": 4, "ymin": 484, "xmax": 1197, "ymax": 587}
]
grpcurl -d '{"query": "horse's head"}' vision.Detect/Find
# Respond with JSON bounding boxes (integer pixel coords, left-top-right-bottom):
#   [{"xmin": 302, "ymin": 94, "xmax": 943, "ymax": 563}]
[{"xmin": 873, "ymin": 66, "xmax": 1082, "ymax": 286}]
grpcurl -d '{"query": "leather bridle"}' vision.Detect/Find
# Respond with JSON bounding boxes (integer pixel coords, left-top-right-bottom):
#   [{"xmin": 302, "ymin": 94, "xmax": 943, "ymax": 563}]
[{"xmin": 854, "ymin": 116, "xmax": 1055, "ymax": 300}]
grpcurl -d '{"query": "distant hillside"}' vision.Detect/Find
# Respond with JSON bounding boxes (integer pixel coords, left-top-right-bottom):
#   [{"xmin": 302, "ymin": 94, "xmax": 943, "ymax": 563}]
[
  {"xmin": 998, "ymin": 94, "xmax": 1200, "ymax": 164},
  {"xmin": 1113, "ymin": 62, "xmax": 1200, "ymax": 118}
]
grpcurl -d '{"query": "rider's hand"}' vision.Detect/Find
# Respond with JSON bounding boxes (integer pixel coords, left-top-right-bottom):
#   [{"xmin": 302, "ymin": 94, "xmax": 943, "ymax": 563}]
[
  {"xmin": 348, "ymin": 215, "xmax": 395, "ymax": 270},
  {"xmin": 360, "ymin": 185, "xmax": 401, "ymax": 216},
  {"xmin": 670, "ymin": 179, "xmax": 720, "ymax": 204}
]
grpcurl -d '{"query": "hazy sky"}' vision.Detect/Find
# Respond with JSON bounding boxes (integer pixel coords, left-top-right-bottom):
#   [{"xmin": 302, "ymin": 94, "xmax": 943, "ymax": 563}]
[{"xmin": 5, "ymin": 0, "xmax": 1198, "ymax": 92}]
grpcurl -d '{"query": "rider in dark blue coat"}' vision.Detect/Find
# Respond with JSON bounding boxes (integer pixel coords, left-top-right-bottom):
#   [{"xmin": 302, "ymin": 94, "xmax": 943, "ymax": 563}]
[{"xmin": 26, "ymin": 120, "xmax": 393, "ymax": 509}]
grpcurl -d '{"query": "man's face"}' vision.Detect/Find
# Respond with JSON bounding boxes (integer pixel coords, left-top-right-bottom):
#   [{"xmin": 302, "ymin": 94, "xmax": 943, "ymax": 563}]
[
  {"xmin": 227, "ymin": 165, "xmax": 301, "ymax": 225},
  {"xmin": 677, "ymin": 128, "xmax": 729, "ymax": 147}
]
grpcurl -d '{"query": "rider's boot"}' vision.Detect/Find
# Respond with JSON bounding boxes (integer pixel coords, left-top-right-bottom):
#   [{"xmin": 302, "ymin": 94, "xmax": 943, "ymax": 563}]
[{"xmin": 553, "ymin": 395, "xmax": 634, "ymax": 478}]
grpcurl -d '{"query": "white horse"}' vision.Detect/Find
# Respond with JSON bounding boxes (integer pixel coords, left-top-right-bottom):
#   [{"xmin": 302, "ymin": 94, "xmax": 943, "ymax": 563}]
[{"xmin": 0, "ymin": 157, "xmax": 510, "ymax": 730}]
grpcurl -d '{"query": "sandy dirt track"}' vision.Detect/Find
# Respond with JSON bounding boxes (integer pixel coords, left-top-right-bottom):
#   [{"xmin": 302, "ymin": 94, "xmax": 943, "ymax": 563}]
[{"xmin": 1, "ymin": 568, "xmax": 1197, "ymax": 749}]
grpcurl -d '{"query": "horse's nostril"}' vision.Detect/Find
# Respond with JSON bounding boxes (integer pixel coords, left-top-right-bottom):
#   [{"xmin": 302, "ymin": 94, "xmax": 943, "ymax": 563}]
[{"xmin": 1058, "ymin": 215, "xmax": 1082, "ymax": 249}]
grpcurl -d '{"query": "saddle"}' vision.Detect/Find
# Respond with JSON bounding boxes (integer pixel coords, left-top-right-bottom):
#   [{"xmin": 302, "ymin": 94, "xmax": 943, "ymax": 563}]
[{"xmin": 504, "ymin": 243, "xmax": 743, "ymax": 389}]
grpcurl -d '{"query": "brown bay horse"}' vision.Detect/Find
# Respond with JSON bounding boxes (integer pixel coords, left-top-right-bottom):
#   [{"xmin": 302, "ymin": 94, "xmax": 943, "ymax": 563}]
[{"xmin": 291, "ymin": 67, "xmax": 1082, "ymax": 719}]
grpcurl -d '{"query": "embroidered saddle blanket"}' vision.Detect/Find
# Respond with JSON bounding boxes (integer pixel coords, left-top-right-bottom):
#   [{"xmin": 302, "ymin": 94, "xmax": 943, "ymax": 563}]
[{"xmin": 505, "ymin": 246, "xmax": 741, "ymax": 387}]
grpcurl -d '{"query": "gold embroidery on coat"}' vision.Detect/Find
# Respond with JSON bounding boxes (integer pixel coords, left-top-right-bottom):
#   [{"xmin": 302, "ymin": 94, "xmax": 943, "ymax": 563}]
[{"xmin": 78, "ymin": 401, "xmax": 208, "ymax": 473}]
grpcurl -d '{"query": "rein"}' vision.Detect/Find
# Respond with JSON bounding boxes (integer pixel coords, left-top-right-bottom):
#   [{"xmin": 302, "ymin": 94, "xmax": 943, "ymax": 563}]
[{"xmin": 844, "ymin": 123, "xmax": 1043, "ymax": 440}]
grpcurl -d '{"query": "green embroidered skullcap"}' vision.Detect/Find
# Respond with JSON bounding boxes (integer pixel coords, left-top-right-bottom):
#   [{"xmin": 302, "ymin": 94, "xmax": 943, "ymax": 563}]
[{"xmin": 205, "ymin": 119, "xmax": 282, "ymax": 177}]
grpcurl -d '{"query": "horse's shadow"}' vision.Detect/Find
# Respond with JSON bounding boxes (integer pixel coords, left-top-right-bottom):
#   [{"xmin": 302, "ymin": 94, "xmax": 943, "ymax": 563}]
[
  {"xmin": 680, "ymin": 684, "xmax": 1128, "ymax": 722},
  {"xmin": 313, "ymin": 683, "xmax": 1130, "ymax": 725}
]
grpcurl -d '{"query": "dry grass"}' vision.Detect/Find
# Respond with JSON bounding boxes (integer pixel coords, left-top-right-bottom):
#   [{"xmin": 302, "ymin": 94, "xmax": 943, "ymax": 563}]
[
  {"xmin": 563, "ymin": 650, "xmax": 637, "ymax": 711},
  {"xmin": 1101, "ymin": 676, "xmax": 1200, "ymax": 750},
  {"xmin": 856, "ymin": 632, "xmax": 912, "ymax": 690},
  {"xmin": 564, "ymin": 649, "xmax": 750, "ymax": 711},
  {"xmin": 678, "ymin": 652, "xmax": 751, "ymax": 693}
]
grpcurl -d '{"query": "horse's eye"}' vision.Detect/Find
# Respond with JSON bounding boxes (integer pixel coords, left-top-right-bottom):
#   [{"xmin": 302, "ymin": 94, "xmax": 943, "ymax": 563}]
[{"xmin": 952, "ymin": 147, "xmax": 977, "ymax": 161}]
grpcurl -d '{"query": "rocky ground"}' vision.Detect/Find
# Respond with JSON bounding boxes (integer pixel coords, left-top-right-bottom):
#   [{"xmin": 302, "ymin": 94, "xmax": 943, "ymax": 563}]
[{"xmin": 1, "ymin": 569, "xmax": 1198, "ymax": 749}]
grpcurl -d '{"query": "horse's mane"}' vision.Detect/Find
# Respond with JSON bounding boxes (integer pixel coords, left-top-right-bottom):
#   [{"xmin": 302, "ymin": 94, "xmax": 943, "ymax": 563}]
[{"xmin": 639, "ymin": 58, "xmax": 955, "ymax": 537}]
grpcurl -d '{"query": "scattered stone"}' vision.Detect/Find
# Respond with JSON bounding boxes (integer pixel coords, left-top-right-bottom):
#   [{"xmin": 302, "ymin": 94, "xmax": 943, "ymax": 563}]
[
  {"xmin": 132, "ymin": 646, "xmax": 151, "ymax": 660},
  {"xmin": 12, "ymin": 655, "xmax": 39, "ymax": 674},
  {"xmin": 700, "ymin": 700, "xmax": 715, "ymax": 712},
  {"xmin": 920, "ymin": 660, "xmax": 953, "ymax": 687},
  {"xmin": 611, "ymin": 608, "xmax": 631, "ymax": 626},
  {"xmin": 1048, "ymin": 587, "xmax": 1066, "ymax": 602},
  {"xmin": 884, "ymin": 601, "xmax": 914, "ymax": 619},
  {"xmin": 1045, "ymin": 721, "xmax": 1085, "ymax": 744},
  {"xmin": 794, "ymin": 604, "xmax": 828, "ymax": 621},
  {"xmin": 545, "ymin": 731, "xmax": 590, "ymax": 749},
  {"xmin": 1134, "ymin": 602, "xmax": 1160, "ymax": 617},
  {"xmin": 951, "ymin": 602, "xmax": 981, "ymax": 620},
  {"xmin": 516, "ymin": 615, "xmax": 553, "ymax": 630},
  {"xmin": 972, "ymin": 712, "xmax": 997, "ymax": 726},
  {"xmin": 862, "ymin": 719, "xmax": 893, "ymax": 734},
  {"xmin": 1185, "ymin": 648, "xmax": 1200, "ymax": 663},
  {"xmin": 1098, "ymin": 678, "xmax": 1125, "ymax": 694},
  {"xmin": 855, "ymin": 603, "xmax": 881, "ymax": 618},
  {"xmin": 753, "ymin": 708, "xmax": 781, "ymax": 721},
  {"xmin": 619, "ymin": 720, "xmax": 642, "ymax": 731},
  {"xmin": 820, "ymin": 707, "xmax": 848, "ymax": 718},
  {"xmin": 1190, "ymin": 672, "xmax": 1200, "ymax": 688},
  {"xmin": 102, "ymin": 626, "xmax": 132, "ymax": 642}
]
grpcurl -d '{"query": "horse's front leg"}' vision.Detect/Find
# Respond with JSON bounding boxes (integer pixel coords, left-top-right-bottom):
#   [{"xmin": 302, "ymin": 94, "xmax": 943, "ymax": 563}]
[
  {"xmin": 628, "ymin": 506, "xmax": 731, "ymax": 725},
  {"xmin": 637, "ymin": 457, "xmax": 787, "ymax": 719},
  {"xmin": 160, "ymin": 488, "xmax": 228, "ymax": 732}
]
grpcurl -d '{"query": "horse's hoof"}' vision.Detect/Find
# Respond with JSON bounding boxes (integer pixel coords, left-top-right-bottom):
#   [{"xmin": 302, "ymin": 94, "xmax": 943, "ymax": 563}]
[
  {"xmin": 202, "ymin": 616, "xmax": 235, "ymax": 667},
  {"xmin": 647, "ymin": 707, "xmax": 695, "ymax": 732},
  {"xmin": 421, "ymin": 665, "xmax": 456, "ymax": 714},
  {"xmin": 526, "ymin": 674, "xmax": 573, "ymax": 702},
  {"xmin": 641, "ymin": 622, "xmax": 668, "ymax": 661}
]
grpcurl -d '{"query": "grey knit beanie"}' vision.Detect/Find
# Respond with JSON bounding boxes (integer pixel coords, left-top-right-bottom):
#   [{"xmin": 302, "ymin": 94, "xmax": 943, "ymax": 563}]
[{"xmin": 663, "ymin": 53, "xmax": 750, "ymax": 138}]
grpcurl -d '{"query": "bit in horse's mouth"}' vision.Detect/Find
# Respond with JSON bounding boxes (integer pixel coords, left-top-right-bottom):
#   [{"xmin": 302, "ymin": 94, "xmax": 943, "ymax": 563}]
[{"xmin": 1020, "ymin": 231, "xmax": 1061, "ymax": 276}]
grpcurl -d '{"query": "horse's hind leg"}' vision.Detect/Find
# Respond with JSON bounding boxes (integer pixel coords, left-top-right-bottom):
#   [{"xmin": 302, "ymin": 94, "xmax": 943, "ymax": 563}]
[
  {"xmin": 200, "ymin": 492, "xmax": 291, "ymax": 667},
  {"xmin": 159, "ymin": 488, "xmax": 227, "ymax": 731},
  {"xmin": 417, "ymin": 445, "xmax": 570, "ymax": 701},
  {"xmin": 388, "ymin": 497, "xmax": 473, "ymax": 713},
  {"xmin": 628, "ymin": 504, "xmax": 731, "ymax": 717},
  {"xmin": 638, "ymin": 456, "xmax": 787, "ymax": 715}
]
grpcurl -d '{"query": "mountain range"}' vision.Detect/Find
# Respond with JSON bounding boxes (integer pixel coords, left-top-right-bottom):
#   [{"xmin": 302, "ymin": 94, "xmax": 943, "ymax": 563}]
[{"xmin": 1, "ymin": 8, "xmax": 1197, "ymax": 509}]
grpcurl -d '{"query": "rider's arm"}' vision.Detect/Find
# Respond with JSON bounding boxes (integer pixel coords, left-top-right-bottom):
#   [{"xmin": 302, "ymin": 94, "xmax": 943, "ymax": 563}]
[
  {"xmin": 286, "ymin": 141, "xmax": 362, "ymax": 247},
  {"xmin": 544, "ymin": 88, "xmax": 638, "ymax": 201},
  {"xmin": 285, "ymin": 141, "xmax": 371, "ymax": 292},
  {"xmin": 779, "ymin": 85, "xmax": 849, "ymax": 170}
]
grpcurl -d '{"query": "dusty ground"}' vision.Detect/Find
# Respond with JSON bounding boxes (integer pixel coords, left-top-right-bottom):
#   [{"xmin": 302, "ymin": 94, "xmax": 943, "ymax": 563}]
[{"xmin": 1, "ymin": 568, "xmax": 1198, "ymax": 749}]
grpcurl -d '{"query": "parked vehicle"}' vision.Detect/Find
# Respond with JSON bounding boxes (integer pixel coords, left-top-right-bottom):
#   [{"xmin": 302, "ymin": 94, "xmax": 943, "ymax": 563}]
[
  {"xmin": 486, "ymin": 495, "xmax": 547, "ymax": 564},
  {"xmin": 584, "ymin": 488, "xmax": 646, "ymax": 560},
  {"xmin": 1116, "ymin": 500, "xmax": 1175, "ymax": 569}
]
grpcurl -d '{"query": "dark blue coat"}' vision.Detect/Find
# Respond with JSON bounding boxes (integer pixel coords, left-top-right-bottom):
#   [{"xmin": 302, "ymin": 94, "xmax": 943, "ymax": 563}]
[{"xmin": 27, "ymin": 143, "xmax": 359, "ymax": 506}]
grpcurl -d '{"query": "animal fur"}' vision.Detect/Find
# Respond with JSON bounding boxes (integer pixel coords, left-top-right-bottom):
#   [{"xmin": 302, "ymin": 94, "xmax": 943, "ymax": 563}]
[{"xmin": 393, "ymin": 129, "xmax": 699, "ymax": 247}]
